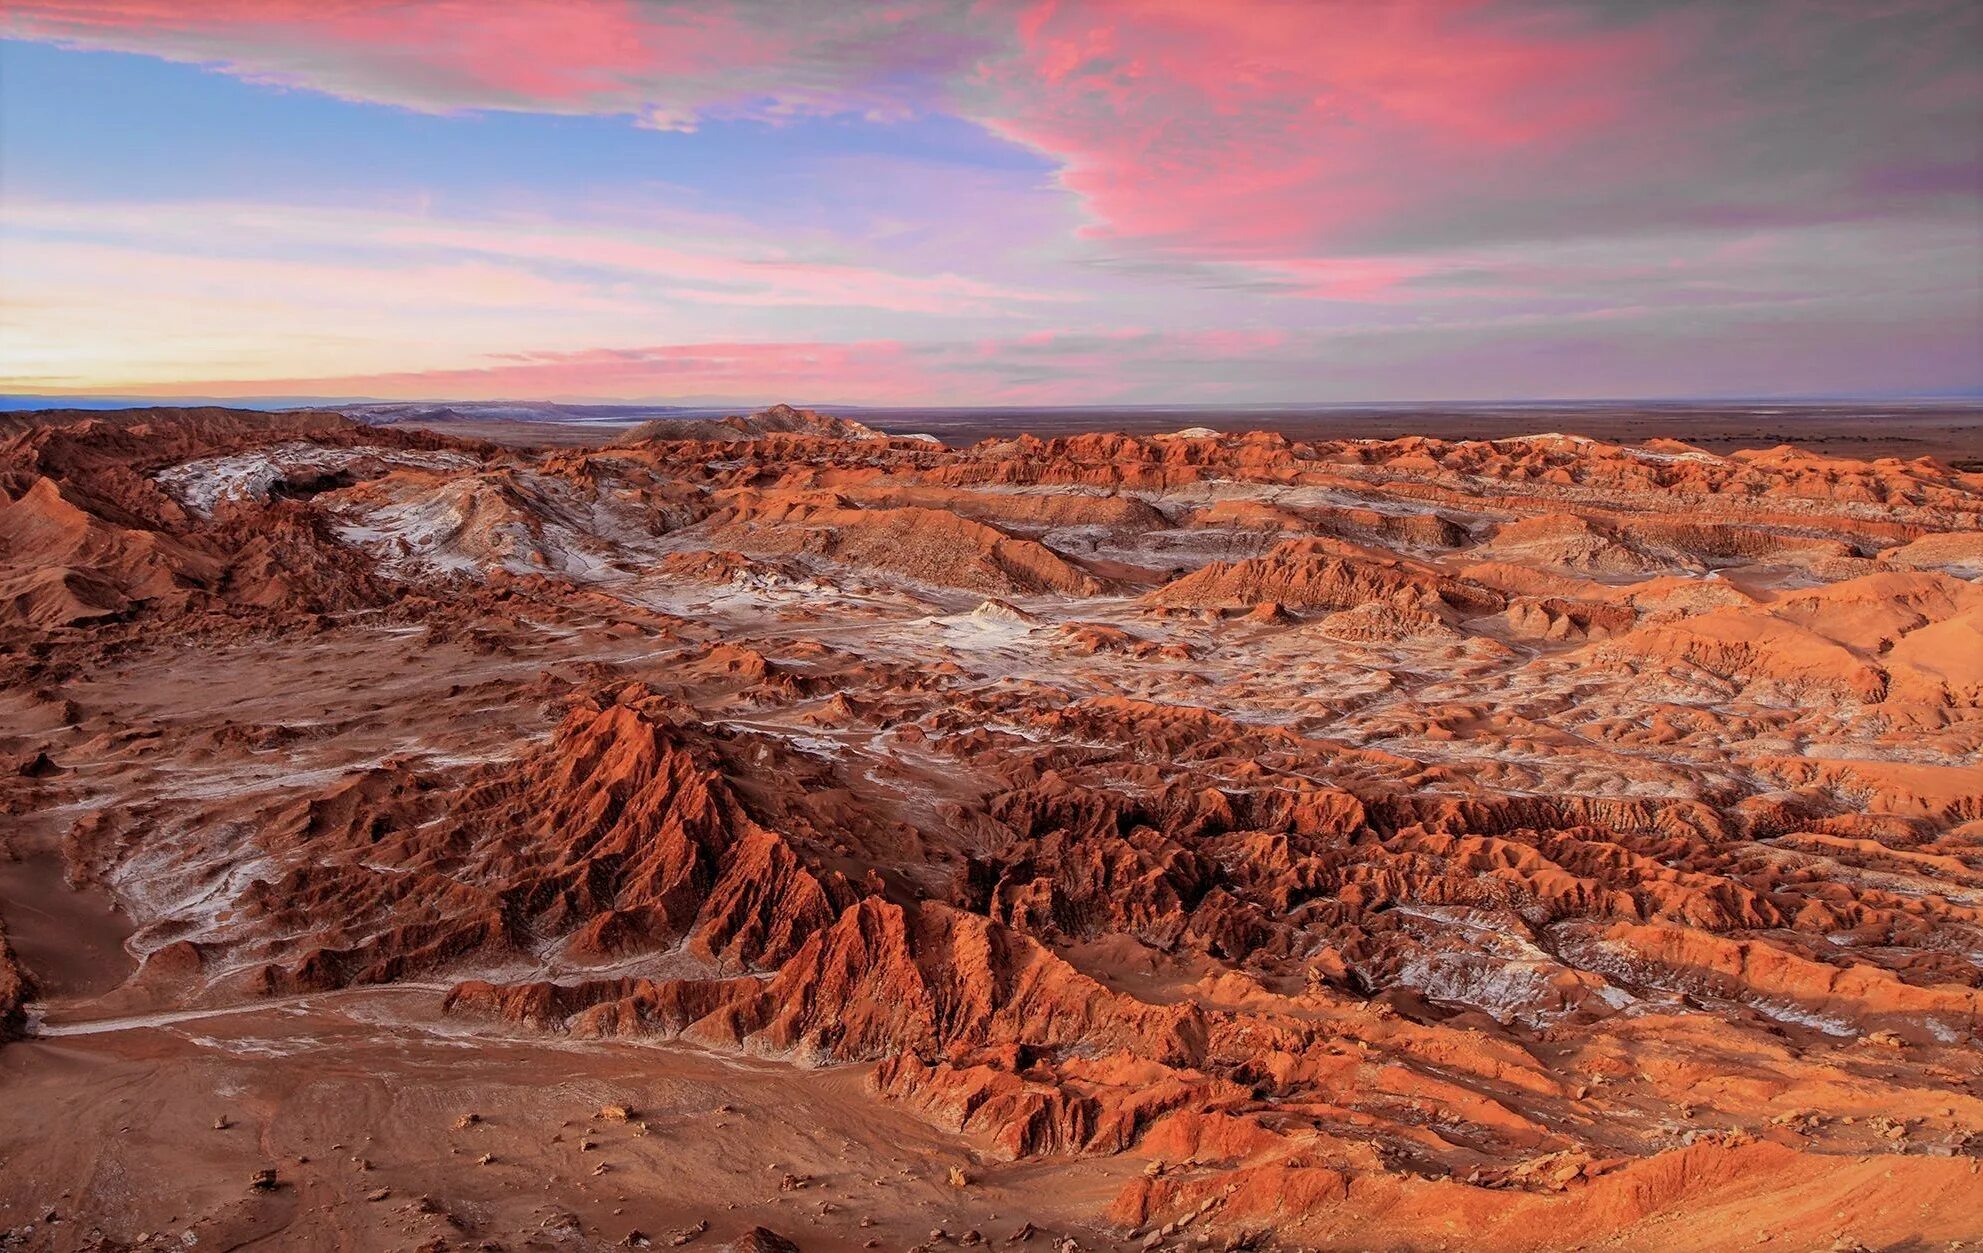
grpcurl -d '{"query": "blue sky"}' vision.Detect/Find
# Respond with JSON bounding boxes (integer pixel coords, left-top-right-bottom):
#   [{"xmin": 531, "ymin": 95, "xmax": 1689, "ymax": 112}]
[{"xmin": 1, "ymin": 2, "xmax": 1977, "ymax": 404}]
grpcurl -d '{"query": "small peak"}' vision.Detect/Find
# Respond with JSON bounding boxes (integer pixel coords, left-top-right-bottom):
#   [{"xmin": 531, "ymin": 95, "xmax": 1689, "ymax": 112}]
[{"xmin": 970, "ymin": 597, "xmax": 1039, "ymax": 625}]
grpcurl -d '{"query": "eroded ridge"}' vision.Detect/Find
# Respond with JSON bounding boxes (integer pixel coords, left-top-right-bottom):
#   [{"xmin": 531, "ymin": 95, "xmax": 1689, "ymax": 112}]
[{"xmin": 3, "ymin": 404, "xmax": 1980, "ymax": 1250}]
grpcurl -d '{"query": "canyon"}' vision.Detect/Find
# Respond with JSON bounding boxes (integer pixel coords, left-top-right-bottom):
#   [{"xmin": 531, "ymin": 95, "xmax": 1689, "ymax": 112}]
[{"xmin": 2, "ymin": 404, "xmax": 1980, "ymax": 1251}]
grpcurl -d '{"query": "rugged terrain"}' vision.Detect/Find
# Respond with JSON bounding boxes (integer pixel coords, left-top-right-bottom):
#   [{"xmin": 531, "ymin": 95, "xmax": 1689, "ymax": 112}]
[{"xmin": 2, "ymin": 404, "xmax": 1980, "ymax": 1251}]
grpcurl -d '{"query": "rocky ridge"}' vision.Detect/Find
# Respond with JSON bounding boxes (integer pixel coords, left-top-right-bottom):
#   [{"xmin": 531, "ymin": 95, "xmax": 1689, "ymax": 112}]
[{"xmin": 3, "ymin": 405, "xmax": 1980, "ymax": 1249}]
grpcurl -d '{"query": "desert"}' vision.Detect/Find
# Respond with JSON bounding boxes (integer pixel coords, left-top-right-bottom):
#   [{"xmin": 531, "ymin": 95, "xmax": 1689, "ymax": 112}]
[
  {"xmin": 3, "ymin": 1, "xmax": 1980, "ymax": 1244},
  {"xmin": 2, "ymin": 402, "xmax": 1980, "ymax": 1251}
]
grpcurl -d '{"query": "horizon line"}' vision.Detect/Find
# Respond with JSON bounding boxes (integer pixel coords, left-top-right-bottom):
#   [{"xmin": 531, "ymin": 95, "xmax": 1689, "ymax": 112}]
[{"xmin": 6, "ymin": 390, "xmax": 1983, "ymax": 414}]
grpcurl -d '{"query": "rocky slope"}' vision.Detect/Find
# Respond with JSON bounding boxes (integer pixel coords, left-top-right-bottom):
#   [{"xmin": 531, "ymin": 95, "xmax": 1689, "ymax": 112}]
[{"xmin": 2, "ymin": 406, "xmax": 1980, "ymax": 1251}]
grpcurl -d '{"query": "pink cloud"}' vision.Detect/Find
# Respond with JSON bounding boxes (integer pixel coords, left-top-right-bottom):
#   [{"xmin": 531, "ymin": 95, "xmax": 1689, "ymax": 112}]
[
  {"xmin": 44, "ymin": 328, "xmax": 1308, "ymax": 405},
  {"xmin": 375, "ymin": 220, "xmax": 1068, "ymax": 313},
  {"xmin": 5, "ymin": 0, "xmax": 1975, "ymax": 397},
  {"xmin": 24, "ymin": 292, "xmax": 1981, "ymax": 405},
  {"xmin": 10, "ymin": 1, "xmax": 1971, "ymax": 268},
  {"xmin": 306, "ymin": 1, "xmax": 673, "ymax": 106},
  {"xmin": 9, "ymin": 1, "xmax": 667, "ymax": 105},
  {"xmin": 1248, "ymin": 257, "xmax": 1439, "ymax": 301},
  {"xmin": 109, "ymin": 338, "xmax": 942, "ymax": 404},
  {"xmin": 0, "ymin": 1, "xmax": 960, "ymax": 123},
  {"xmin": 969, "ymin": 0, "xmax": 1664, "ymax": 256}
]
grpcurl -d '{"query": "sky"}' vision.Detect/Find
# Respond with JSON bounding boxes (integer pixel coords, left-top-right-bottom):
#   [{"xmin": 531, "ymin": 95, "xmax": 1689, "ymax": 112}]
[{"xmin": 1, "ymin": 0, "xmax": 1978, "ymax": 406}]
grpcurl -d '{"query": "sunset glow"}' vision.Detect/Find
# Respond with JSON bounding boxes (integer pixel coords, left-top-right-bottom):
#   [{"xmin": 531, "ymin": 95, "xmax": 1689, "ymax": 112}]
[{"xmin": 2, "ymin": 0, "xmax": 1977, "ymax": 403}]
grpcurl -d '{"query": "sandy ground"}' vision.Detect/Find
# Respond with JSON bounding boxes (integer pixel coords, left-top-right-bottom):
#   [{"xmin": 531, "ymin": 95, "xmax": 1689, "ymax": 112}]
[{"xmin": 3, "ymin": 991, "xmax": 1137, "ymax": 1252}]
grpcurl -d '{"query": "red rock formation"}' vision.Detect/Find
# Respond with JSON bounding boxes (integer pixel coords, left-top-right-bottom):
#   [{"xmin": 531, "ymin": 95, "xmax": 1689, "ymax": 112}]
[
  {"xmin": 0, "ymin": 920, "xmax": 30, "ymax": 1042},
  {"xmin": 696, "ymin": 493, "xmax": 1103, "ymax": 596},
  {"xmin": 210, "ymin": 684, "xmax": 860, "ymax": 994},
  {"xmin": 8, "ymin": 406, "xmax": 1982, "ymax": 1250},
  {"xmin": 1146, "ymin": 537, "xmax": 1502, "ymax": 614}
]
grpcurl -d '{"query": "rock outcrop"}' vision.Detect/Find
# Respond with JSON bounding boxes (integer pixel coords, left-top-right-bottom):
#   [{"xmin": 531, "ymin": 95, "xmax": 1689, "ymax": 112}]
[{"xmin": 8, "ymin": 405, "xmax": 1981, "ymax": 1250}]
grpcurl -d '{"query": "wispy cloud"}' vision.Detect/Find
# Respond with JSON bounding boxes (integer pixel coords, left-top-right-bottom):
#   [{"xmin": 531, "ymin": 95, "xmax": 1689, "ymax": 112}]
[
  {"xmin": 15, "ymin": 1, "xmax": 1972, "ymax": 256},
  {"xmin": 2, "ymin": 0, "xmax": 1977, "ymax": 399}
]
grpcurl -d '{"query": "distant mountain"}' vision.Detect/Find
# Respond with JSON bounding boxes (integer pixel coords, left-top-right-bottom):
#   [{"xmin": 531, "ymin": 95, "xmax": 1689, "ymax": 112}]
[
  {"xmin": 611, "ymin": 403, "xmax": 889, "ymax": 443},
  {"xmin": 333, "ymin": 400, "xmax": 710, "ymax": 426}
]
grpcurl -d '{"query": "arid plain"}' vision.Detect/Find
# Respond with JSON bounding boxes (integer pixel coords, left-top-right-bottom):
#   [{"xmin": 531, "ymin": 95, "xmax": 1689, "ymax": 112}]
[{"xmin": 3, "ymin": 404, "xmax": 1981, "ymax": 1251}]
